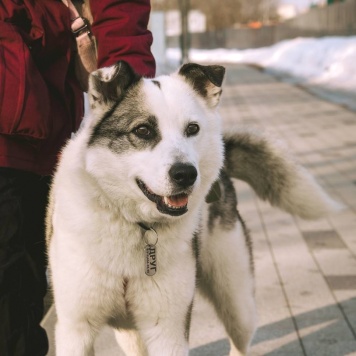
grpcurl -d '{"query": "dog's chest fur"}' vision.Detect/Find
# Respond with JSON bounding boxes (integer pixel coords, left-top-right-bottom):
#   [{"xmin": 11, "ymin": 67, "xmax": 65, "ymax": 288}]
[{"xmin": 50, "ymin": 172, "xmax": 200, "ymax": 321}]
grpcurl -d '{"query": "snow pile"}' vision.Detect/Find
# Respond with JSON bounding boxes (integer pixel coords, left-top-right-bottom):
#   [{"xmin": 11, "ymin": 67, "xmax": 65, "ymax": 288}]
[{"xmin": 167, "ymin": 36, "xmax": 356, "ymax": 95}]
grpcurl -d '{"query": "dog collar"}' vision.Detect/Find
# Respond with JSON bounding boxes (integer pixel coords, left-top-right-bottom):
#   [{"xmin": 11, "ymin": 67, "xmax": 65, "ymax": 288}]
[
  {"xmin": 138, "ymin": 222, "xmax": 158, "ymax": 276},
  {"xmin": 138, "ymin": 221, "xmax": 152, "ymax": 231}
]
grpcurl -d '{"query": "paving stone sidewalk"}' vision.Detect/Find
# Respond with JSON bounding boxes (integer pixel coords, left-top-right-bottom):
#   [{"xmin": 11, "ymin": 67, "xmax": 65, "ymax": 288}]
[{"xmin": 42, "ymin": 64, "xmax": 356, "ymax": 355}]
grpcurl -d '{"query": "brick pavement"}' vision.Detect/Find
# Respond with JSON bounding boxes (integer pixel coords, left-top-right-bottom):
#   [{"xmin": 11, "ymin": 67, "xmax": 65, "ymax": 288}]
[{"xmin": 42, "ymin": 64, "xmax": 356, "ymax": 355}]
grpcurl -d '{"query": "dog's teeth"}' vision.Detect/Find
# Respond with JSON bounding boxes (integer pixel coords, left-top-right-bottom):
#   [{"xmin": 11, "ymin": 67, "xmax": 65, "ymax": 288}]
[
  {"xmin": 163, "ymin": 197, "xmax": 175, "ymax": 209},
  {"xmin": 163, "ymin": 195, "xmax": 188, "ymax": 209},
  {"xmin": 163, "ymin": 196, "xmax": 176, "ymax": 209}
]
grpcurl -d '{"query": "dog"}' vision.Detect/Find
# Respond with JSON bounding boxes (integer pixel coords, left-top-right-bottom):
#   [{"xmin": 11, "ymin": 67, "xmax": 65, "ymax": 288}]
[{"xmin": 46, "ymin": 61, "xmax": 341, "ymax": 356}]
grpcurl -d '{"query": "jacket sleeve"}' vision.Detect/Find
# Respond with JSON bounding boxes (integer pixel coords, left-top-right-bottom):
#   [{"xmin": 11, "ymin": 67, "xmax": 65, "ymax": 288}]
[{"xmin": 89, "ymin": 0, "xmax": 156, "ymax": 77}]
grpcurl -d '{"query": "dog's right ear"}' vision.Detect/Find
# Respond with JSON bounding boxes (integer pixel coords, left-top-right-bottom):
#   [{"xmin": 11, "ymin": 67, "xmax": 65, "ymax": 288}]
[
  {"xmin": 178, "ymin": 63, "xmax": 225, "ymax": 108},
  {"xmin": 88, "ymin": 61, "xmax": 141, "ymax": 116}
]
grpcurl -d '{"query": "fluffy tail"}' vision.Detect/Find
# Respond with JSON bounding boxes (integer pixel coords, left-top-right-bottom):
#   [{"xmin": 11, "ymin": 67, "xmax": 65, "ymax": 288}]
[{"xmin": 223, "ymin": 128, "xmax": 343, "ymax": 219}]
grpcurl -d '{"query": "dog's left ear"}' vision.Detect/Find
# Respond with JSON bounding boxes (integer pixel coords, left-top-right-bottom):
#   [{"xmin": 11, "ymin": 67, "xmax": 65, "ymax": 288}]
[
  {"xmin": 179, "ymin": 63, "xmax": 225, "ymax": 108},
  {"xmin": 88, "ymin": 61, "xmax": 141, "ymax": 115}
]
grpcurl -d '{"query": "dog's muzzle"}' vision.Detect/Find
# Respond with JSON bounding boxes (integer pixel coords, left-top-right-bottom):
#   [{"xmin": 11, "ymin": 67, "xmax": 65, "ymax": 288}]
[{"xmin": 136, "ymin": 178, "xmax": 193, "ymax": 217}]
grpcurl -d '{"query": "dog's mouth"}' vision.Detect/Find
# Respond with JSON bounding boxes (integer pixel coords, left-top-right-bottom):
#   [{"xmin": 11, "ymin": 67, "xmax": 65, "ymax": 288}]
[{"xmin": 136, "ymin": 179, "xmax": 189, "ymax": 216}]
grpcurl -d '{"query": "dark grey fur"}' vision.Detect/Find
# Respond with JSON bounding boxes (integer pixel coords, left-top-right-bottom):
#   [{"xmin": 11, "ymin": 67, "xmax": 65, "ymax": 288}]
[
  {"xmin": 236, "ymin": 209, "xmax": 254, "ymax": 274},
  {"xmin": 179, "ymin": 63, "xmax": 225, "ymax": 97},
  {"xmin": 184, "ymin": 300, "xmax": 194, "ymax": 341},
  {"xmin": 88, "ymin": 62, "xmax": 166, "ymax": 153},
  {"xmin": 208, "ymin": 170, "xmax": 254, "ymax": 273},
  {"xmin": 208, "ymin": 171, "xmax": 239, "ymax": 232},
  {"xmin": 152, "ymin": 80, "xmax": 161, "ymax": 89},
  {"xmin": 192, "ymin": 231, "xmax": 201, "ymax": 263},
  {"xmin": 179, "ymin": 63, "xmax": 225, "ymax": 98},
  {"xmin": 224, "ymin": 132, "xmax": 292, "ymax": 207},
  {"xmin": 89, "ymin": 61, "xmax": 141, "ymax": 110},
  {"xmin": 89, "ymin": 100, "xmax": 162, "ymax": 153}
]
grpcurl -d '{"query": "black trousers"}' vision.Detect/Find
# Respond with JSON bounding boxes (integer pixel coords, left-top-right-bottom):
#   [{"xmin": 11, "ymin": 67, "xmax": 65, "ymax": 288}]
[{"xmin": 0, "ymin": 168, "xmax": 50, "ymax": 356}]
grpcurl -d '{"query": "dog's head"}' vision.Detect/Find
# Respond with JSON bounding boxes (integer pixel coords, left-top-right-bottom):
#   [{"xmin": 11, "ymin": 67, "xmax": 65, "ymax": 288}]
[{"xmin": 83, "ymin": 61, "xmax": 225, "ymax": 223}]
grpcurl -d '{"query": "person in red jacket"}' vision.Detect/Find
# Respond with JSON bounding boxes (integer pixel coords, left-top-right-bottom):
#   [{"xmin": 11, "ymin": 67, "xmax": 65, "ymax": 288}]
[{"xmin": 0, "ymin": 1, "xmax": 155, "ymax": 355}]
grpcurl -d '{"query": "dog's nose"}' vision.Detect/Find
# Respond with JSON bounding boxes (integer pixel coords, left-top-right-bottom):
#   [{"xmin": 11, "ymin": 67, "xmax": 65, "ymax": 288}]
[{"xmin": 169, "ymin": 163, "xmax": 197, "ymax": 188}]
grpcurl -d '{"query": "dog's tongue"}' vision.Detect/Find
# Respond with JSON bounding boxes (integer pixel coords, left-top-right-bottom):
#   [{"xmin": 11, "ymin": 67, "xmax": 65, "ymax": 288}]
[{"xmin": 164, "ymin": 194, "xmax": 188, "ymax": 208}]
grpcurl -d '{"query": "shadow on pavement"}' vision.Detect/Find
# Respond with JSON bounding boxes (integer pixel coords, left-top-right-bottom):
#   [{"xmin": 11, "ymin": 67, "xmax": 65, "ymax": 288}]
[{"xmin": 190, "ymin": 297, "xmax": 356, "ymax": 356}]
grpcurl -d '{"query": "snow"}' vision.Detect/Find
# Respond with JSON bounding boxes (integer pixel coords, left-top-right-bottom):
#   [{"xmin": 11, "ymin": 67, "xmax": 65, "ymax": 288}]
[
  {"xmin": 166, "ymin": 36, "xmax": 356, "ymax": 110},
  {"xmin": 279, "ymin": 0, "xmax": 325, "ymax": 12}
]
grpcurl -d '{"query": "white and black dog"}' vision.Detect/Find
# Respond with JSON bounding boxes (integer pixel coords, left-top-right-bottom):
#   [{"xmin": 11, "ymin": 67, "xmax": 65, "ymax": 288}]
[{"xmin": 46, "ymin": 61, "xmax": 341, "ymax": 356}]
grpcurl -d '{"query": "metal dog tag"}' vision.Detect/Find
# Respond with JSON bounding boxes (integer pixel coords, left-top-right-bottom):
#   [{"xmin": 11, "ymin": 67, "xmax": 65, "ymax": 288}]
[
  {"xmin": 139, "ymin": 225, "xmax": 158, "ymax": 277},
  {"xmin": 145, "ymin": 244, "xmax": 157, "ymax": 276}
]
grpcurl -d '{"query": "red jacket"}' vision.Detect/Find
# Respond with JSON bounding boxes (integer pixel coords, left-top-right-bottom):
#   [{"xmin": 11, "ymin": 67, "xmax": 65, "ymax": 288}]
[{"xmin": 0, "ymin": 0, "xmax": 155, "ymax": 176}]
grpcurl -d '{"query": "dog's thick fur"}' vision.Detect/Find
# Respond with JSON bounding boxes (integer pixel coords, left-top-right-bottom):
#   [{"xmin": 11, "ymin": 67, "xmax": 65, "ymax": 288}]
[{"xmin": 46, "ymin": 62, "xmax": 341, "ymax": 356}]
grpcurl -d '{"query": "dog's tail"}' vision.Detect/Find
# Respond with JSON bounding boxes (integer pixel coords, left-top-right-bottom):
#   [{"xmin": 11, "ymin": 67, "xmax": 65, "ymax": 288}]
[{"xmin": 223, "ymin": 128, "xmax": 343, "ymax": 219}]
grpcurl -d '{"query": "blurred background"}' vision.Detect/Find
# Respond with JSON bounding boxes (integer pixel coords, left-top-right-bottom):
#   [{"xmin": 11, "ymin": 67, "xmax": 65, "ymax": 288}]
[{"xmin": 149, "ymin": 0, "xmax": 356, "ymax": 111}]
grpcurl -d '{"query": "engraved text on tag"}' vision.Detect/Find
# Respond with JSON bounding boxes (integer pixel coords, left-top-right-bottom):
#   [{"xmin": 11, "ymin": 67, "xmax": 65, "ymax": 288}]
[{"xmin": 145, "ymin": 244, "xmax": 157, "ymax": 276}]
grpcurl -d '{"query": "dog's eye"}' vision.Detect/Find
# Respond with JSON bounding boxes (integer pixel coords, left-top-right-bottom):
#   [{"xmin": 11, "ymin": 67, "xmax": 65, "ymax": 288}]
[
  {"xmin": 186, "ymin": 123, "xmax": 200, "ymax": 137},
  {"xmin": 134, "ymin": 125, "xmax": 153, "ymax": 139}
]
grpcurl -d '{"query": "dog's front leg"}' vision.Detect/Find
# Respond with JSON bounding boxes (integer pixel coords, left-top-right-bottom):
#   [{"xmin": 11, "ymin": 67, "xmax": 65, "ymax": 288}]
[
  {"xmin": 55, "ymin": 318, "xmax": 98, "ymax": 356},
  {"xmin": 115, "ymin": 322, "xmax": 190, "ymax": 356},
  {"xmin": 139, "ymin": 315, "xmax": 191, "ymax": 356},
  {"xmin": 132, "ymin": 264, "xmax": 195, "ymax": 356},
  {"xmin": 198, "ymin": 225, "xmax": 257, "ymax": 356},
  {"xmin": 114, "ymin": 329, "xmax": 148, "ymax": 356}
]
